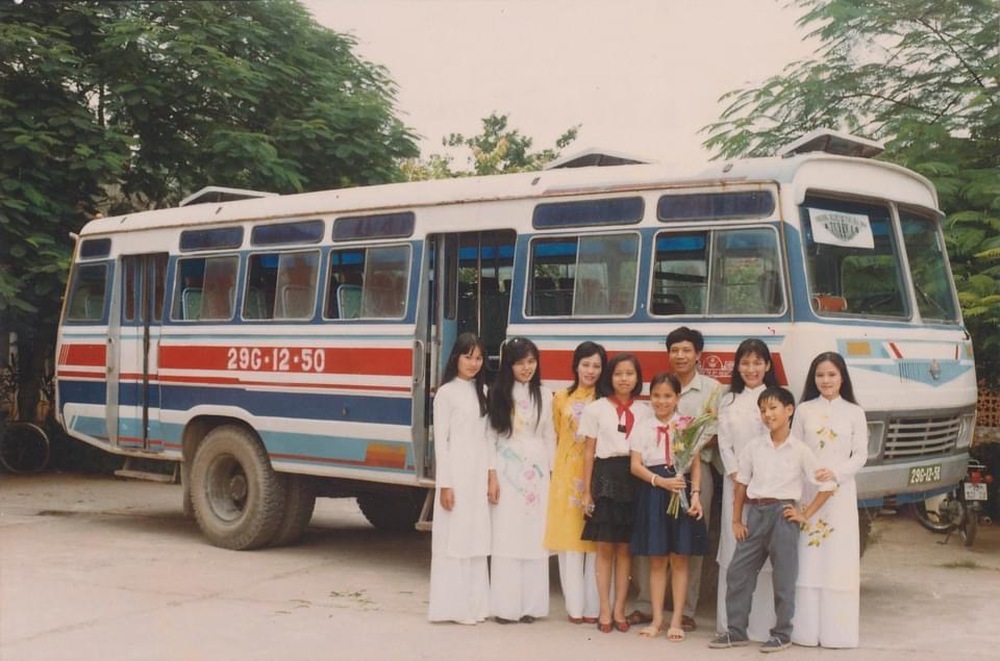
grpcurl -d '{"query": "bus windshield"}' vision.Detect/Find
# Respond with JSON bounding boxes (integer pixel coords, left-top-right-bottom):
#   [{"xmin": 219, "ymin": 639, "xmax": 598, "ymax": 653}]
[{"xmin": 799, "ymin": 195, "xmax": 959, "ymax": 322}]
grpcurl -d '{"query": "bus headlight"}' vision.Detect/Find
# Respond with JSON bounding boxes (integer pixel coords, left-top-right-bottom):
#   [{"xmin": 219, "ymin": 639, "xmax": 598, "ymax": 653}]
[
  {"xmin": 956, "ymin": 413, "xmax": 977, "ymax": 449},
  {"xmin": 866, "ymin": 421, "xmax": 885, "ymax": 459}
]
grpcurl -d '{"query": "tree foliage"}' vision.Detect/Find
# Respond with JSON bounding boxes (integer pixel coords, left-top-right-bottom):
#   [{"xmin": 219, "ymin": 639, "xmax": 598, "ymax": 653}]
[
  {"xmin": 701, "ymin": 0, "xmax": 999, "ymax": 382},
  {"xmin": 401, "ymin": 112, "xmax": 579, "ymax": 180},
  {"xmin": 0, "ymin": 0, "xmax": 417, "ymax": 407}
]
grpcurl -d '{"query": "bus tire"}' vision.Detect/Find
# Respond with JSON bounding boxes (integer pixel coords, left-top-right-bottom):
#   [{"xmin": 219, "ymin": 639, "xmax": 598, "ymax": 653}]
[
  {"xmin": 190, "ymin": 425, "xmax": 286, "ymax": 550},
  {"xmin": 269, "ymin": 475, "xmax": 316, "ymax": 547},
  {"xmin": 180, "ymin": 461, "xmax": 195, "ymax": 519},
  {"xmin": 357, "ymin": 490, "xmax": 424, "ymax": 533}
]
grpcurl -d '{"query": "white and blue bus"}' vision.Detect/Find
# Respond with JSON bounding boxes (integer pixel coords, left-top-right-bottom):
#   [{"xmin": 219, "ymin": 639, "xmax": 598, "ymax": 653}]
[{"xmin": 55, "ymin": 129, "xmax": 977, "ymax": 549}]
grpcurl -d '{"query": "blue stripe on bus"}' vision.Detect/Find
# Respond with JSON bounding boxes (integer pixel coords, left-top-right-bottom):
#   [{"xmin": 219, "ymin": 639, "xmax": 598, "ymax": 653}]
[
  {"xmin": 159, "ymin": 385, "xmax": 411, "ymax": 426},
  {"xmin": 59, "ymin": 380, "xmax": 412, "ymax": 426},
  {"xmin": 69, "ymin": 415, "xmax": 414, "ymax": 473}
]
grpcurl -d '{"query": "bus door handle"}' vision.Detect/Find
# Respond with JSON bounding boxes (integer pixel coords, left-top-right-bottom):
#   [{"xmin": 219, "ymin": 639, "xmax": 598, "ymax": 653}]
[
  {"xmin": 413, "ymin": 340, "xmax": 425, "ymax": 386},
  {"xmin": 107, "ymin": 337, "xmax": 114, "ymax": 375}
]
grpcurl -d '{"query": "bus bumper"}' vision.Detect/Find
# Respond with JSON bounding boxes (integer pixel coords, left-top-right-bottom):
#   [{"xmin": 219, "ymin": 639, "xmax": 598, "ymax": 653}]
[{"xmin": 856, "ymin": 452, "xmax": 969, "ymax": 508}]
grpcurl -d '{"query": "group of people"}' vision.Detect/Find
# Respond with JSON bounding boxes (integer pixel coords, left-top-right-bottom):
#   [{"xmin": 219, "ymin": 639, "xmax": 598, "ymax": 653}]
[{"xmin": 427, "ymin": 326, "xmax": 867, "ymax": 653}]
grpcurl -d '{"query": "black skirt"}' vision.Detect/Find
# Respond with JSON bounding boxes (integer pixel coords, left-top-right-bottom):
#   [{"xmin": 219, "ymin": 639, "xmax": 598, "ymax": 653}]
[
  {"xmin": 581, "ymin": 456, "xmax": 637, "ymax": 543},
  {"xmin": 630, "ymin": 464, "xmax": 707, "ymax": 557}
]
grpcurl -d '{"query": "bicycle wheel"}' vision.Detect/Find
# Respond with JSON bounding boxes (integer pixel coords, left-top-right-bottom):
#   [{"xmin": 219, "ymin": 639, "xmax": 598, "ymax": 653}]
[{"xmin": 0, "ymin": 422, "xmax": 50, "ymax": 474}]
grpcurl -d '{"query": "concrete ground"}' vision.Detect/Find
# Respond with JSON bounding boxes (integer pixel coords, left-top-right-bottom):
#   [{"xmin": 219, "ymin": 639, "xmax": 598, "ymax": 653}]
[{"xmin": 2, "ymin": 473, "xmax": 999, "ymax": 660}]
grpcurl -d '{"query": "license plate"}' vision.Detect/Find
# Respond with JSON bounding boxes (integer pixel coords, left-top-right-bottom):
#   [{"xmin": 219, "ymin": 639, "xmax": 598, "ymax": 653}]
[
  {"xmin": 908, "ymin": 464, "xmax": 942, "ymax": 486},
  {"xmin": 964, "ymin": 482, "xmax": 988, "ymax": 501}
]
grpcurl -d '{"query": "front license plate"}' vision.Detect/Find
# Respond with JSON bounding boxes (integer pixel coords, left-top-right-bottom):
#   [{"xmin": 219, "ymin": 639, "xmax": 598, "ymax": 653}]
[
  {"xmin": 908, "ymin": 464, "xmax": 942, "ymax": 486},
  {"xmin": 964, "ymin": 482, "xmax": 988, "ymax": 501}
]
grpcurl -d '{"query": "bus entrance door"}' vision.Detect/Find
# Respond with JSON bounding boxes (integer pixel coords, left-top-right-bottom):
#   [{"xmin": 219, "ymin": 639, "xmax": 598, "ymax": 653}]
[
  {"xmin": 420, "ymin": 230, "xmax": 515, "ymax": 480},
  {"xmin": 110, "ymin": 253, "xmax": 168, "ymax": 451}
]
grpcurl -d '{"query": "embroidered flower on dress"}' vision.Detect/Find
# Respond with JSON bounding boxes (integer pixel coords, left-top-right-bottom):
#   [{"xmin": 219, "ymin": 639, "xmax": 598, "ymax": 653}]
[{"xmin": 803, "ymin": 518, "xmax": 835, "ymax": 546}]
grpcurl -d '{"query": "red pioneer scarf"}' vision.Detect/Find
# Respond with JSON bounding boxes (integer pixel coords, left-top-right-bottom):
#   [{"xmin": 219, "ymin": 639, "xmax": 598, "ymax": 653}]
[
  {"xmin": 656, "ymin": 425, "xmax": 673, "ymax": 467},
  {"xmin": 609, "ymin": 396, "xmax": 635, "ymax": 439}
]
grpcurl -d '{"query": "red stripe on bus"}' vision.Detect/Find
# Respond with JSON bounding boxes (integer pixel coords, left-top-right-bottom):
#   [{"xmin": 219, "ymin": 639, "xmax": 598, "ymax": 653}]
[
  {"xmin": 58, "ymin": 343, "xmax": 106, "ymax": 367},
  {"xmin": 158, "ymin": 345, "xmax": 412, "ymax": 376},
  {"xmin": 144, "ymin": 373, "xmax": 411, "ymax": 393},
  {"xmin": 538, "ymin": 349, "xmax": 787, "ymax": 386}
]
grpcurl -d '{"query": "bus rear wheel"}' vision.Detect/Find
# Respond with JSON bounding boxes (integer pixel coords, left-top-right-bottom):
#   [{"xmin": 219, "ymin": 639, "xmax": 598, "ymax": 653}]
[
  {"xmin": 190, "ymin": 425, "xmax": 286, "ymax": 550},
  {"xmin": 357, "ymin": 490, "xmax": 424, "ymax": 533}
]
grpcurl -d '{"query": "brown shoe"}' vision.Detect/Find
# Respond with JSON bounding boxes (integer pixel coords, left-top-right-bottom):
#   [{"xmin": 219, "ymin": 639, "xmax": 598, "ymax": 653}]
[{"xmin": 681, "ymin": 615, "xmax": 697, "ymax": 632}]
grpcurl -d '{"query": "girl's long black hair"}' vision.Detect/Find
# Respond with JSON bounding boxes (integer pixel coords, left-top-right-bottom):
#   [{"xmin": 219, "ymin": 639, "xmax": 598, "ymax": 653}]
[
  {"xmin": 442, "ymin": 332, "xmax": 488, "ymax": 416},
  {"xmin": 489, "ymin": 336, "xmax": 542, "ymax": 437},
  {"xmin": 567, "ymin": 341, "xmax": 608, "ymax": 396},
  {"xmin": 601, "ymin": 352, "xmax": 643, "ymax": 399},
  {"xmin": 801, "ymin": 351, "xmax": 859, "ymax": 405},
  {"xmin": 726, "ymin": 338, "xmax": 779, "ymax": 405}
]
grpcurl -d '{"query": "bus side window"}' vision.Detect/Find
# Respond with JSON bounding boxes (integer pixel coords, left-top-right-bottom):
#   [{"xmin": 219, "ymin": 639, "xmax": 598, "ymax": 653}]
[
  {"xmin": 652, "ymin": 231, "xmax": 708, "ymax": 316},
  {"xmin": 326, "ymin": 245, "xmax": 409, "ymax": 320},
  {"xmin": 709, "ymin": 228, "xmax": 783, "ymax": 315},
  {"xmin": 528, "ymin": 233, "xmax": 638, "ymax": 318},
  {"xmin": 66, "ymin": 264, "xmax": 108, "ymax": 321}
]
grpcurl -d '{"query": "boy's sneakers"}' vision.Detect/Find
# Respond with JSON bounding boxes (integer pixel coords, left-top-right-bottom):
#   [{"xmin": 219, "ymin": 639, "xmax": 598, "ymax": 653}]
[
  {"xmin": 759, "ymin": 637, "xmax": 791, "ymax": 653},
  {"xmin": 708, "ymin": 632, "xmax": 750, "ymax": 649}
]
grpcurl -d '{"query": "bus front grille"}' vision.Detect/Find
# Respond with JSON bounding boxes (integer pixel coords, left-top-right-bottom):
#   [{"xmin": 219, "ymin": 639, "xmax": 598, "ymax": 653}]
[{"xmin": 883, "ymin": 415, "xmax": 962, "ymax": 459}]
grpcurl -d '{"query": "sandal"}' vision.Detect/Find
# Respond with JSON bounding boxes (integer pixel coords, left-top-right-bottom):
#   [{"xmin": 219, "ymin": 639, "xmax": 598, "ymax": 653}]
[
  {"xmin": 582, "ymin": 617, "xmax": 599, "ymax": 624},
  {"xmin": 681, "ymin": 615, "xmax": 697, "ymax": 632},
  {"xmin": 614, "ymin": 619, "xmax": 630, "ymax": 633},
  {"xmin": 597, "ymin": 620, "xmax": 613, "ymax": 634},
  {"xmin": 567, "ymin": 616, "xmax": 584, "ymax": 625},
  {"xmin": 667, "ymin": 627, "xmax": 686, "ymax": 642},
  {"xmin": 638, "ymin": 625, "xmax": 662, "ymax": 638}
]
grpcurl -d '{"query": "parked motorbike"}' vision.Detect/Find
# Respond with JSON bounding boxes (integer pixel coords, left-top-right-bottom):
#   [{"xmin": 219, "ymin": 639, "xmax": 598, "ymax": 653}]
[{"xmin": 912, "ymin": 459, "xmax": 991, "ymax": 546}]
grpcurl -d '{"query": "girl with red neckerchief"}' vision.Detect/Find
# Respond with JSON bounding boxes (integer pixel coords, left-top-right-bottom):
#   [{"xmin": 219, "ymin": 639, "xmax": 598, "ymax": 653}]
[{"xmin": 580, "ymin": 353, "xmax": 648, "ymax": 634}]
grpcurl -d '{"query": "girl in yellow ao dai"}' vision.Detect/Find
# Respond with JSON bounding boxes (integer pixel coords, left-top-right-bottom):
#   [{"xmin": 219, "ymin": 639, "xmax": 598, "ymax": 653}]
[{"xmin": 544, "ymin": 341, "xmax": 607, "ymax": 624}]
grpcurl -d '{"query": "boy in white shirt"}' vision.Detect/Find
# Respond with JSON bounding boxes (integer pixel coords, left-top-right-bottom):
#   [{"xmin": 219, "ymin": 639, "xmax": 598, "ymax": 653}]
[{"xmin": 709, "ymin": 387, "xmax": 834, "ymax": 653}]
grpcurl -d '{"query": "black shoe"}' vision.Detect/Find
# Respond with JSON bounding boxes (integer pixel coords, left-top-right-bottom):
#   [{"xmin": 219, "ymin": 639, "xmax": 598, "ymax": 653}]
[
  {"xmin": 519, "ymin": 615, "xmax": 535, "ymax": 624},
  {"xmin": 494, "ymin": 616, "xmax": 517, "ymax": 624},
  {"xmin": 708, "ymin": 632, "xmax": 750, "ymax": 649},
  {"xmin": 759, "ymin": 637, "xmax": 791, "ymax": 653}
]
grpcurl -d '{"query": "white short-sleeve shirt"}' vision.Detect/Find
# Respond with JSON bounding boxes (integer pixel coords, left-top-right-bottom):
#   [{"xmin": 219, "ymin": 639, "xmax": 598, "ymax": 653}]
[{"xmin": 579, "ymin": 397, "xmax": 649, "ymax": 458}]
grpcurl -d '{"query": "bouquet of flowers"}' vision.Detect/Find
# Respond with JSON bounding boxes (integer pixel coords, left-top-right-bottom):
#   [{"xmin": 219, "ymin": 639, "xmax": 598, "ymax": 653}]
[{"xmin": 666, "ymin": 392, "xmax": 720, "ymax": 518}]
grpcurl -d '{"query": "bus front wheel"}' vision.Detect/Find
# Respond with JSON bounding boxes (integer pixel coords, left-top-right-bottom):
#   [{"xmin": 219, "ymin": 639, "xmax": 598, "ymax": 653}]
[{"xmin": 190, "ymin": 425, "xmax": 286, "ymax": 550}]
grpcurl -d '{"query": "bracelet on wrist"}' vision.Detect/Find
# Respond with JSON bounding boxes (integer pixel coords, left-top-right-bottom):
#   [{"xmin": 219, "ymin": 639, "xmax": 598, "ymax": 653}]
[{"xmin": 691, "ymin": 489, "xmax": 701, "ymax": 494}]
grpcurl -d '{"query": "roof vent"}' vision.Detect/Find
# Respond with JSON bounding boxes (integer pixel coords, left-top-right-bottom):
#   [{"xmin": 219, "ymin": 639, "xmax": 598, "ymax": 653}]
[
  {"xmin": 179, "ymin": 186, "xmax": 278, "ymax": 207},
  {"xmin": 779, "ymin": 128, "xmax": 884, "ymax": 159},
  {"xmin": 544, "ymin": 148, "xmax": 652, "ymax": 169}
]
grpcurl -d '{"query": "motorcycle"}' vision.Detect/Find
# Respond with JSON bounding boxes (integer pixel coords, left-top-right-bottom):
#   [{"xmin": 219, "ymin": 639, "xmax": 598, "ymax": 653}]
[{"xmin": 912, "ymin": 459, "xmax": 992, "ymax": 546}]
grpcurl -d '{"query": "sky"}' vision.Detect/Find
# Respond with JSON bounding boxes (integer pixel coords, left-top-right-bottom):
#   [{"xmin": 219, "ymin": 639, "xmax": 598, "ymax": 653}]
[{"xmin": 302, "ymin": 0, "xmax": 817, "ymax": 165}]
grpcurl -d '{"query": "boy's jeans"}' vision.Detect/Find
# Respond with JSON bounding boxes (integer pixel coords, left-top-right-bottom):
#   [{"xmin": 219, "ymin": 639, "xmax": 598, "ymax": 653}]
[{"xmin": 725, "ymin": 501, "xmax": 799, "ymax": 643}]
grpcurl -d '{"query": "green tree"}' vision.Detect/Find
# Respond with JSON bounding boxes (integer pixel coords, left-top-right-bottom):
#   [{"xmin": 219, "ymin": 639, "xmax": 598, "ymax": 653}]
[
  {"xmin": 701, "ymin": 0, "xmax": 999, "ymax": 382},
  {"xmin": 402, "ymin": 112, "xmax": 579, "ymax": 180},
  {"xmin": 0, "ymin": 0, "xmax": 417, "ymax": 416}
]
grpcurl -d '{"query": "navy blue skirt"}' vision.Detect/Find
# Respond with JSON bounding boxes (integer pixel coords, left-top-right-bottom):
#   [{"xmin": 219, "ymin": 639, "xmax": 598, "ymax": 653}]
[{"xmin": 630, "ymin": 464, "xmax": 707, "ymax": 557}]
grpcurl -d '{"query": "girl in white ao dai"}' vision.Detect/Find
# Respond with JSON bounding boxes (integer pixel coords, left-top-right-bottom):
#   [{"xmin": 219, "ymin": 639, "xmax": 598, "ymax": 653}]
[
  {"xmin": 428, "ymin": 333, "xmax": 496, "ymax": 624},
  {"xmin": 790, "ymin": 352, "xmax": 867, "ymax": 648},
  {"xmin": 488, "ymin": 337, "xmax": 555, "ymax": 623}
]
